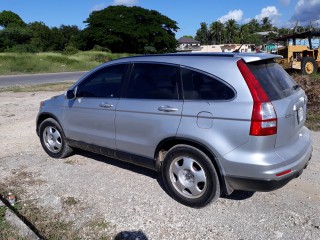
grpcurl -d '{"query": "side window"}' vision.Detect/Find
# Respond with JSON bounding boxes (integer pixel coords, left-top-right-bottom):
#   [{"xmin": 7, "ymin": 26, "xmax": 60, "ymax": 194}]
[
  {"xmin": 76, "ymin": 64, "xmax": 128, "ymax": 98},
  {"xmin": 126, "ymin": 63, "xmax": 179, "ymax": 99},
  {"xmin": 181, "ymin": 68, "xmax": 235, "ymax": 100}
]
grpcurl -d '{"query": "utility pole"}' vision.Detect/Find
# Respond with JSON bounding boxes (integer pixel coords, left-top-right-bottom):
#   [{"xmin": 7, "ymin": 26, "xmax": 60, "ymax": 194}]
[{"xmin": 309, "ymin": 20, "xmax": 312, "ymax": 31}]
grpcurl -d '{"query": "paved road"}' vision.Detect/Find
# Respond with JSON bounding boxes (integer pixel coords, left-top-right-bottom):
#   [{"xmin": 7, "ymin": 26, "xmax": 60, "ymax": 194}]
[{"xmin": 0, "ymin": 71, "xmax": 87, "ymax": 87}]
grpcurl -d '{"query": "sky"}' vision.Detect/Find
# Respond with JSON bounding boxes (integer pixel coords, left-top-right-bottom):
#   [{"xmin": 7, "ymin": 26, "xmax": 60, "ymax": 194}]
[{"xmin": 1, "ymin": 0, "xmax": 320, "ymax": 38}]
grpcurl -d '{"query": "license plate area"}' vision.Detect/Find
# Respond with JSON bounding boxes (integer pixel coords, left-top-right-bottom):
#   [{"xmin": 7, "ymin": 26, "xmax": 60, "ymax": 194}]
[{"xmin": 297, "ymin": 107, "xmax": 304, "ymax": 124}]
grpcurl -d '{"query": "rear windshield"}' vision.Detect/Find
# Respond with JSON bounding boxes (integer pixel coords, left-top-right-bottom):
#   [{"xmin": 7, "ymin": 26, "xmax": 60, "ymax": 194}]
[{"xmin": 247, "ymin": 60, "xmax": 298, "ymax": 101}]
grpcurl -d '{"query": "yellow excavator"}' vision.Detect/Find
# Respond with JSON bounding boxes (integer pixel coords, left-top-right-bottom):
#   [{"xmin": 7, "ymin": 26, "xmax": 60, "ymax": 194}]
[{"xmin": 272, "ymin": 31, "xmax": 320, "ymax": 75}]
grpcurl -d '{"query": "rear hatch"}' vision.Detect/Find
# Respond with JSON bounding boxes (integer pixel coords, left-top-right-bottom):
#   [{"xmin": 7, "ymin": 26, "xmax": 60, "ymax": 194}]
[{"xmin": 247, "ymin": 60, "xmax": 307, "ymax": 149}]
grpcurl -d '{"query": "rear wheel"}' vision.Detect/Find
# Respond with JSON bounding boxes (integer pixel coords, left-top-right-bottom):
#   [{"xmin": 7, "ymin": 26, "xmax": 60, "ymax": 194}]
[
  {"xmin": 39, "ymin": 118, "xmax": 73, "ymax": 158},
  {"xmin": 301, "ymin": 57, "xmax": 317, "ymax": 75},
  {"xmin": 161, "ymin": 145, "xmax": 220, "ymax": 208}
]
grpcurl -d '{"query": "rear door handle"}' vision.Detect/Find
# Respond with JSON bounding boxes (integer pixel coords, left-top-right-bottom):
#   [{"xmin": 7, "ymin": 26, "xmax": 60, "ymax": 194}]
[
  {"xmin": 157, "ymin": 105, "xmax": 178, "ymax": 112},
  {"xmin": 99, "ymin": 103, "xmax": 114, "ymax": 108}
]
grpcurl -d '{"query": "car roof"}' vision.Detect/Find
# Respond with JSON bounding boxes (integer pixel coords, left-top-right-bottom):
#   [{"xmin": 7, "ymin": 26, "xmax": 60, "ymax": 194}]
[{"xmin": 111, "ymin": 52, "xmax": 282, "ymax": 64}]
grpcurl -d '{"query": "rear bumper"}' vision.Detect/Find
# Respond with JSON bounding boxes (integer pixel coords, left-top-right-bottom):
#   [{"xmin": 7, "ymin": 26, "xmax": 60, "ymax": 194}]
[
  {"xmin": 225, "ymin": 163, "xmax": 307, "ymax": 192},
  {"xmin": 225, "ymin": 143, "xmax": 312, "ymax": 192}
]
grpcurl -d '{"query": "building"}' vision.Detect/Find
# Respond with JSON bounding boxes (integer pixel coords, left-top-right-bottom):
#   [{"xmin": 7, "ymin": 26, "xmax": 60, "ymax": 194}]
[
  {"xmin": 176, "ymin": 37, "xmax": 255, "ymax": 53},
  {"xmin": 176, "ymin": 37, "xmax": 201, "ymax": 52},
  {"xmin": 192, "ymin": 44, "xmax": 255, "ymax": 53}
]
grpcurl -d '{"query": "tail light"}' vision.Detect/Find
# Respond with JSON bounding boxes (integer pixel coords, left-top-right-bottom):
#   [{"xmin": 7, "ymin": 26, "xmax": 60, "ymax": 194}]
[{"xmin": 237, "ymin": 60, "xmax": 277, "ymax": 136}]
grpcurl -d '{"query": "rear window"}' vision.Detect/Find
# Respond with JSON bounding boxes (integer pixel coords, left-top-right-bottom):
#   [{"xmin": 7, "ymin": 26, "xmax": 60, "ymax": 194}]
[
  {"xmin": 181, "ymin": 68, "xmax": 235, "ymax": 100},
  {"xmin": 247, "ymin": 60, "xmax": 298, "ymax": 101}
]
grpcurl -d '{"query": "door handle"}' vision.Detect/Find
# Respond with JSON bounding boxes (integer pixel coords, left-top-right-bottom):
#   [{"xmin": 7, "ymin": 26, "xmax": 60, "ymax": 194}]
[
  {"xmin": 99, "ymin": 103, "xmax": 114, "ymax": 108},
  {"xmin": 157, "ymin": 105, "xmax": 178, "ymax": 112}
]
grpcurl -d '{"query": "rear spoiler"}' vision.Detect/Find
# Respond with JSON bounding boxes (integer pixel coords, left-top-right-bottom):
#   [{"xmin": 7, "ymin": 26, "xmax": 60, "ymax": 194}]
[{"xmin": 234, "ymin": 53, "xmax": 283, "ymax": 63}]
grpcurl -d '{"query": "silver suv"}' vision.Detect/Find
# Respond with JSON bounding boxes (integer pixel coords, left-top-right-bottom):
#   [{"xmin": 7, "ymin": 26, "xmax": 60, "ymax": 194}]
[{"xmin": 37, "ymin": 53, "xmax": 313, "ymax": 207}]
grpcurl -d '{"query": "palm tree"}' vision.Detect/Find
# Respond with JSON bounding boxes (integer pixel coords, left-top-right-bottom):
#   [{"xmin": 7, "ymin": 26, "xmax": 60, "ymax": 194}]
[
  {"xmin": 225, "ymin": 19, "xmax": 238, "ymax": 43},
  {"xmin": 195, "ymin": 22, "xmax": 212, "ymax": 45},
  {"xmin": 209, "ymin": 21, "xmax": 224, "ymax": 44},
  {"xmin": 261, "ymin": 17, "xmax": 272, "ymax": 31},
  {"xmin": 247, "ymin": 19, "xmax": 260, "ymax": 33}
]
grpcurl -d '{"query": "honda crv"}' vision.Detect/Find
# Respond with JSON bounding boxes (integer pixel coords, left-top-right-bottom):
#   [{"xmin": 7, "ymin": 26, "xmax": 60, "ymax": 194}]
[{"xmin": 36, "ymin": 53, "xmax": 313, "ymax": 207}]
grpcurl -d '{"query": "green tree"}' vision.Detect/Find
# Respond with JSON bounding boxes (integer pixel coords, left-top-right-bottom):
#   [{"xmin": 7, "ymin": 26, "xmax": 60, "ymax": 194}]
[
  {"xmin": 28, "ymin": 21, "xmax": 52, "ymax": 51},
  {"xmin": 278, "ymin": 27, "xmax": 293, "ymax": 35},
  {"xmin": 261, "ymin": 17, "xmax": 272, "ymax": 31},
  {"xmin": 195, "ymin": 22, "xmax": 211, "ymax": 45},
  {"xmin": 49, "ymin": 27, "xmax": 65, "ymax": 51},
  {"xmin": 209, "ymin": 21, "xmax": 224, "ymax": 44},
  {"xmin": 0, "ymin": 10, "xmax": 26, "ymax": 28},
  {"xmin": 240, "ymin": 21, "xmax": 262, "ymax": 45},
  {"xmin": 0, "ymin": 11, "xmax": 31, "ymax": 52},
  {"xmin": 242, "ymin": 33, "xmax": 262, "ymax": 46},
  {"xmin": 83, "ymin": 6, "xmax": 178, "ymax": 53},
  {"xmin": 246, "ymin": 19, "xmax": 260, "ymax": 33},
  {"xmin": 59, "ymin": 25, "xmax": 83, "ymax": 50},
  {"xmin": 182, "ymin": 35, "xmax": 194, "ymax": 39},
  {"xmin": 0, "ymin": 27, "xmax": 32, "ymax": 51},
  {"xmin": 225, "ymin": 19, "xmax": 239, "ymax": 43}
]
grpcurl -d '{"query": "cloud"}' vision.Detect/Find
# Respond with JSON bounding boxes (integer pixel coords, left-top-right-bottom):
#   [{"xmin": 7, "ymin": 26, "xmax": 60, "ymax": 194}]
[
  {"xmin": 217, "ymin": 9, "xmax": 243, "ymax": 23},
  {"xmin": 113, "ymin": 0, "xmax": 138, "ymax": 6},
  {"xmin": 243, "ymin": 18, "xmax": 251, "ymax": 24},
  {"xmin": 255, "ymin": 6, "xmax": 280, "ymax": 24},
  {"xmin": 91, "ymin": 3, "xmax": 109, "ymax": 12},
  {"xmin": 280, "ymin": 0, "xmax": 290, "ymax": 6},
  {"xmin": 290, "ymin": 0, "xmax": 320, "ymax": 25},
  {"xmin": 91, "ymin": 0, "xmax": 138, "ymax": 12}
]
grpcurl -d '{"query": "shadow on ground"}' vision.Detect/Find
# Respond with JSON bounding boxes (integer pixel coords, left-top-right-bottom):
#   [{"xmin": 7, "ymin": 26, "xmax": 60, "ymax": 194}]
[
  {"xmin": 74, "ymin": 149, "xmax": 255, "ymax": 204},
  {"xmin": 114, "ymin": 230, "xmax": 148, "ymax": 240},
  {"xmin": 75, "ymin": 149, "xmax": 158, "ymax": 179},
  {"xmin": 221, "ymin": 190, "xmax": 255, "ymax": 200}
]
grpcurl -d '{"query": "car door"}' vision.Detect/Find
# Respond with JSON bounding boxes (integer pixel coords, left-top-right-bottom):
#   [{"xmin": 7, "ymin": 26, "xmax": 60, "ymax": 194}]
[
  {"xmin": 115, "ymin": 63, "xmax": 183, "ymax": 161},
  {"xmin": 63, "ymin": 64, "xmax": 129, "ymax": 153},
  {"xmin": 178, "ymin": 67, "xmax": 245, "ymax": 156}
]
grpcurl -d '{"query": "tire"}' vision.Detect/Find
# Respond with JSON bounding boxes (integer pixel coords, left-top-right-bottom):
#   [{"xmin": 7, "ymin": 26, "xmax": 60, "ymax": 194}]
[
  {"xmin": 39, "ymin": 118, "xmax": 73, "ymax": 158},
  {"xmin": 301, "ymin": 57, "xmax": 317, "ymax": 75},
  {"xmin": 161, "ymin": 144, "xmax": 220, "ymax": 208}
]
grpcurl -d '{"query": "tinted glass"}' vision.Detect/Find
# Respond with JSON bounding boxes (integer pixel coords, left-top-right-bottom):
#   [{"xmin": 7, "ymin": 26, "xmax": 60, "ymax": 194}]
[
  {"xmin": 126, "ymin": 63, "xmax": 179, "ymax": 99},
  {"xmin": 181, "ymin": 68, "xmax": 235, "ymax": 100},
  {"xmin": 77, "ymin": 64, "xmax": 128, "ymax": 98},
  {"xmin": 247, "ymin": 60, "xmax": 297, "ymax": 101}
]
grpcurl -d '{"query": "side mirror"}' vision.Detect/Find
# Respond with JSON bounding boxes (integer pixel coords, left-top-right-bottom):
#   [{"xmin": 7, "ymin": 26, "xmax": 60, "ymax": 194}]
[{"xmin": 66, "ymin": 90, "xmax": 75, "ymax": 100}]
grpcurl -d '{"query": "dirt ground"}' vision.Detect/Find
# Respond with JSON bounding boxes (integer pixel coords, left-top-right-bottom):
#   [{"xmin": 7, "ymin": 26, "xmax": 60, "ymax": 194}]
[{"xmin": 0, "ymin": 91, "xmax": 319, "ymax": 240}]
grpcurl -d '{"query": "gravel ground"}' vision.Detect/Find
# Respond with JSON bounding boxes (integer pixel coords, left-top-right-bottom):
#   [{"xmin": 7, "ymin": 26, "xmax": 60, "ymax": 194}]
[{"xmin": 0, "ymin": 91, "xmax": 319, "ymax": 240}]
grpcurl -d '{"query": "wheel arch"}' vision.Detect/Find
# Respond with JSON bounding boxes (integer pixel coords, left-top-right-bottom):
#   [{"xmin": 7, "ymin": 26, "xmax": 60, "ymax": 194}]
[
  {"xmin": 154, "ymin": 137, "xmax": 230, "ymax": 194},
  {"xmin": 36, "ymin": 113, "xmax": 63, "ymax": 136}
]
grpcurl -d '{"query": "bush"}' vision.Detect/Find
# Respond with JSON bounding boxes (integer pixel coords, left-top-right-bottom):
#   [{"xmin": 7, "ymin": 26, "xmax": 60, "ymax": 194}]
[
  {"xmin": 62, "ymin": 45, "xmax": 79, "ymax": 55},
  {"xmin": 90, "ymin": 53, "xmax": 109, "ymax": 63},
  {"xmin": 92, "ymin": 45, "xmax": 111, "ymax": 53},
  {"xmin": 144, "ymin": 45, "xmax": 157, "ymax": 54},
  {"xmin": 293, "ymin": 74, "xmax": 320, "ymax": 107},
  {"xmin": 293, "ymin": 74, "xmax": 320, "ymax": 130},
  {"xmin": 45, "ymin": 55, "xmax": 79, "ymax": 65},
  {"xmin": 4, "ymin": 44, "xmax": 39, "ymax": 53}
]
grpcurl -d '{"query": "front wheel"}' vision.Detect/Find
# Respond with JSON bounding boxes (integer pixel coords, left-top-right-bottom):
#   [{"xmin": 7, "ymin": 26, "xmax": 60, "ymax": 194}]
[
  {"xmin": 161, "ymin": 145, "xmax": 220, "ymax": 208},
  {"xmin": 39, "ymin": 118, "xmax": 73, "ymax": 158},
  {"xmin": 301, "ymin": 57, "xmax": 317, "ymax": 75}
]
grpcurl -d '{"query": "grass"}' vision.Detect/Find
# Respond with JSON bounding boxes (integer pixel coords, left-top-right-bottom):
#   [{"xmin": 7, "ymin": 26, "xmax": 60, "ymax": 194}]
[
  {"xmin": 0, "ymin": 81, "xmax": 74, "ymax": 92},
  {"xmin": 0, "ymin": 173, "xmax": 115, "ymax": 240},
  {"xmin": 0, "ymin": 205, "xmax": 25, "ymax": 240},
  {"xmin": 63, "ymin": 197, "xmax": 78, "ymax": 206},
  {"xmin": 0, "ymin": 51, "xmax": 132, "ymax": 75},
  {"xmin": 14, "ymin": 200, "xmax": 77, "ymax": 240}
]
